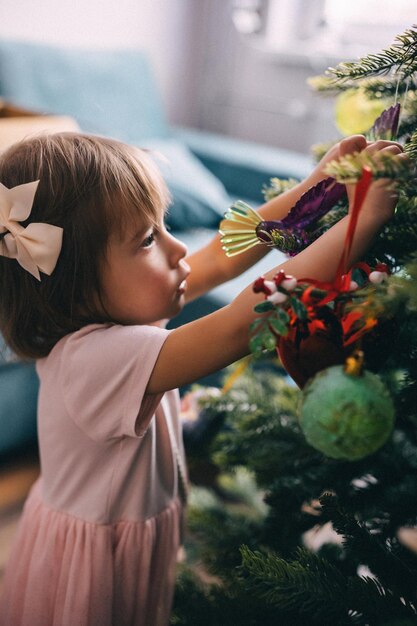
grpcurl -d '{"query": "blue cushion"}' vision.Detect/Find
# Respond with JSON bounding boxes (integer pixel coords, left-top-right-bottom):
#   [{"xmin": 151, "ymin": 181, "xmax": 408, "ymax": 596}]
[
  {"xmin": 0, "ymin": 39, "xmax": 169, "ymax": 142},
  {"xmin": 0, "ymin": 362, "xmax": 39, "ymax": 455},
  {"xmin": 0, "ymin": 41, "xmax": 231, "ymax": 230},
  {"xmin": 174, "ymin": 127, "xmax": 314, "ymax": 200},
  {"xmin": 144, "ymin": 139, "xmax": 231, "ymax": 230}
]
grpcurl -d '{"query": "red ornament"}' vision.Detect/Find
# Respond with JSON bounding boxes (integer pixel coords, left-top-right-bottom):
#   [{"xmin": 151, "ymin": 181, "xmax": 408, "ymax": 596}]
[
  {"xmin": 275, "ymin": 169, "xmax": 376, "ymax": 388},
  {"xmin": 278, "ymin": 308, "xmax": 347, "ymax": 388}
]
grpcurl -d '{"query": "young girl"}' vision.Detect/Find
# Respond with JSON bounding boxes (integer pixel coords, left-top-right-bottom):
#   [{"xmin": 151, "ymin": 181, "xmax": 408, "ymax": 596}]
[{"xmin": 0, "ymin": 132, "xmax": 403, "ymax": 626}]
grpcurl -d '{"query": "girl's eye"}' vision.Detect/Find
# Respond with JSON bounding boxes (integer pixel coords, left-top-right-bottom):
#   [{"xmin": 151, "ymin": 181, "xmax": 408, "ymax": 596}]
[{"xmin": 141, "ymin": 231, "xmax": 156, "ymax": 248}]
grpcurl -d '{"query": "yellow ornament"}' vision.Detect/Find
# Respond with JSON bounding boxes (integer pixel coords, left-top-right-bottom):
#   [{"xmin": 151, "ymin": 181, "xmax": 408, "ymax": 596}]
[{"xmin": 335, "ymin": 89, "xmax": 389, "ymax": 136}]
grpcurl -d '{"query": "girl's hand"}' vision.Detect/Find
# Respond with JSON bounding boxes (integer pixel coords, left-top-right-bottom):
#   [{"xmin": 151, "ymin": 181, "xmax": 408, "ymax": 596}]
[
  {"xmin": 339, "ymin": 138, "xmax": 406, "ymax": 226},
  {"xmin": 306, "ymin": 135, "xmax": 368, "ymax": 187},
  {"xmin": 306, "ymin": 134, "xmax": 404, "ymax": 192}
]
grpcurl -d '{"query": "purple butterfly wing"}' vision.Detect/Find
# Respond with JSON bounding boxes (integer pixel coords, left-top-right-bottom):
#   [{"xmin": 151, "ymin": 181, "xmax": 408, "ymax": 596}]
[
  {"xmin": 279, "ymin": 177, "xmax": 346, "ymax": 230},
  {"xmin": 369, "ymin": 103, "xmax": 400, "ymax": 141}
]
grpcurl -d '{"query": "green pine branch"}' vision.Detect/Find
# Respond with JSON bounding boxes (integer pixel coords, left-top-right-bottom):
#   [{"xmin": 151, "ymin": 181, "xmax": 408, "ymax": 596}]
[
  {"xmin": 262, "ymin": 177, "xmax": 299, "ymax": 201},
  {"xmin": 319, "ymin": 493, "xmax": 417, "ymax": 604},
  {"xmin": 240, "ymin": 545, "xmax": 350, "ymax": 622},
  {"xmin": 366, "ymin": 197, "xmax": 417, "ymax": 269},
  {"xmin": 315, "ymin": 25, "xmax": 417, "ymax": 87},
  {"xmin": 399, "ymin": 115, "xmax": 417, "ymax": 139},
  {"xmin": 311, "ymin": 140, "xmax": 339, "ymax": 162},
  {"xmin": 188, "ymin": 506, "xmax": 262, "ymax": 577},
  {"xmin": 309, "ymin": 73, "xmax": 417, "ymax": 97},
  {"xmin": 361, "ymin": 76, "xmax": 417, "ymax": 98},
  {"xmin": 324, "ymin": 149, "xmax": 417, "ymax": 190},
  {"xmin": 171, "ymin": 566, "xmax": 283, "ymax": 626},
  {"xmin": 404, "ymin": 129, "xmax": 417, "ymax": 162},
  {"xmin": 240, "ymin": 545, "xmax": 417, "ymax": 624}
]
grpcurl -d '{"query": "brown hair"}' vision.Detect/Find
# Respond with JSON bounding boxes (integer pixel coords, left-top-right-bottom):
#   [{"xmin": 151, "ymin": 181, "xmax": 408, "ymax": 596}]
[{"xmin": 0, "ymin": 132, "xmax": 170, "ymax": 359}]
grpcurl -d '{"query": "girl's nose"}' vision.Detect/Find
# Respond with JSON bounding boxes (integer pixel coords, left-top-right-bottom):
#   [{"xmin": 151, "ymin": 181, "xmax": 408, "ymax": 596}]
[{"xmin": 167, "ymin": 231, "xmax": 188, "ymax": 267}]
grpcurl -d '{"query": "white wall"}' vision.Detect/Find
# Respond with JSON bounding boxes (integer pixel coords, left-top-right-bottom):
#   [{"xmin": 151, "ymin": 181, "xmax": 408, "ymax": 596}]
[
  {"xmin": 0, "ymin": 0, "xmax": 198, "ymax": 126},
  {"xmin": 191, "ymin": 0, "xmax": 338, "ymax": 153}
]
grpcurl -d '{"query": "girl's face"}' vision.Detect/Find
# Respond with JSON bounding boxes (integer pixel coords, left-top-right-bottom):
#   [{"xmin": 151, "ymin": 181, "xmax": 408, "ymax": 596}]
[{"xmin": 100, "ymin": 215, "xmax": 190, "ymax": 325}]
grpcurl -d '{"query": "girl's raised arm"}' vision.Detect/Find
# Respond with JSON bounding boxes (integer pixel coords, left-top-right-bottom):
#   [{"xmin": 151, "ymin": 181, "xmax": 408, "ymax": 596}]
[
  {"xmin": 147, "ymin": 155, "xmax": 400, "ymax": 394},
  {"xmin": 184, "ymin": 135, "xmax": 368, "ymax": 301}
]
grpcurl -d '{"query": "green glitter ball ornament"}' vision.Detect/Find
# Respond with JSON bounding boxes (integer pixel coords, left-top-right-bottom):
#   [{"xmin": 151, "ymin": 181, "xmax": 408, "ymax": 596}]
[{"xmin": 299, "ymin": 359, "xmax": 395, "ymax": 461}]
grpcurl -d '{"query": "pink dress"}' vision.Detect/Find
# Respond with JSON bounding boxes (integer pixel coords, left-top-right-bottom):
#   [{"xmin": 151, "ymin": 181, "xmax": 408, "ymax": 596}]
[{"xmin": 0, "ymin": 324, "xmax": 186, "ymax": 626}]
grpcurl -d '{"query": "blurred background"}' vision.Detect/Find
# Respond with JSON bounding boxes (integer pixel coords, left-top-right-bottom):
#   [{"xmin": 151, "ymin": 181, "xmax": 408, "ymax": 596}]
[{"xmin": 0, "ymin": 0, "xmax": 415, "ymax": 153}]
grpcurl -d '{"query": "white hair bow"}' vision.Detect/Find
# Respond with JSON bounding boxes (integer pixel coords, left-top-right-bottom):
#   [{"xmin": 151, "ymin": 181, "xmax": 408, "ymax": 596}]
[{"xmin": 0, "ymin": 180, "xmax": 63, "ymax": 280}]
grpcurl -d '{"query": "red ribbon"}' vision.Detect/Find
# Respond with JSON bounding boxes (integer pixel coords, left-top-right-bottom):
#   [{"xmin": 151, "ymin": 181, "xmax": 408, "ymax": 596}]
[
  {"xmin": 298, "ymin": 167, "xmax": 373, "ymax": 297},
  {"xmin": 335, "ymin": 167, "xmax": 373, "ymax": 290},
  {"xmin": 276, "ymin": 169, "xmax": 378, "ymax": 371},
  {"xmin": 286, "ymin": 168, "xmax": 376, "ymax": 345}
]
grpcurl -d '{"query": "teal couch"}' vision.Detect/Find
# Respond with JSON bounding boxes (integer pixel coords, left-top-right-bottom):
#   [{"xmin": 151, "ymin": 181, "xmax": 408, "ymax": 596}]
[{"xmin": 0, "ymin": 39, "xmax": 312, "ymax": 454}]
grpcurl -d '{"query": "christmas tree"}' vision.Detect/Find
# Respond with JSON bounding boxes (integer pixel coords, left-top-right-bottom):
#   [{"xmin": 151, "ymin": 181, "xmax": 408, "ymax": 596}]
[{"xmin": 172, "ymin": 26, "xmax": 417, "ymax": 626}]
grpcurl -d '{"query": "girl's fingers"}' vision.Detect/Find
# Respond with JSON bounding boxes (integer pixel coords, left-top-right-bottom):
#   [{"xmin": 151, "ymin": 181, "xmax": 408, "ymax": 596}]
[
  {"xmin": 364, "ymin": 145, "xmax": 404, "ymax": 165},
  {"xmin": 364, "ymin": 140, "xmax": 404, "ymax": 155},
  {"xmin": 339, "ymin": 135, "xmax": 367, "ymax": 157},
  {"xmin": 396, "ymin": 152, "xmax": 410, "ymax": 161}
]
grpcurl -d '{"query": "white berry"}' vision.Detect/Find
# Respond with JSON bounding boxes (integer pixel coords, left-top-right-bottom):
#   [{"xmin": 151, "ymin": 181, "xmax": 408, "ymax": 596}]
[
  {"xmin": 369, "ymin": 271, "xmax": 386, "ymax": 284},
  {"xmin": 263, "ymin": 280, "xmax": 277, "ymax": 294},
  {"xmin": 267, "ymin": 291, "xmax": 288, "ymax": 304},
  {"xmin": 281, "ymin": 276, "xmax": 297, "ymax": 291}
]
